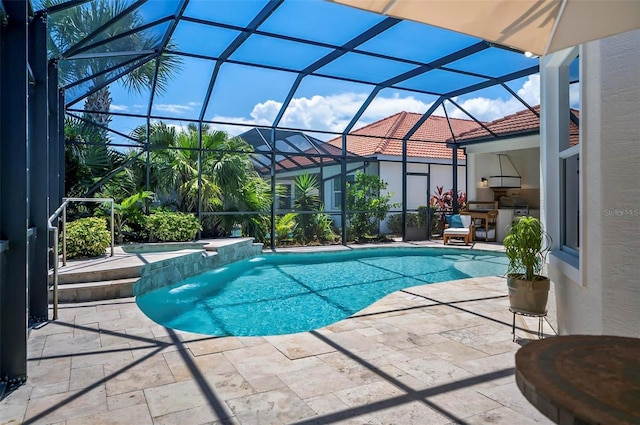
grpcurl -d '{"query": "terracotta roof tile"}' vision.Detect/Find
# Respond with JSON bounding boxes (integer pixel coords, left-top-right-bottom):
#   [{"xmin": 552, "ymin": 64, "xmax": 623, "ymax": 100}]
[
  {"xmin": 327, "ymin": 112, "xmax": 481, "ymax": 160},
  {"xmin": 454, "ymin": 105, "xmax": 580, "ymax": 145}
]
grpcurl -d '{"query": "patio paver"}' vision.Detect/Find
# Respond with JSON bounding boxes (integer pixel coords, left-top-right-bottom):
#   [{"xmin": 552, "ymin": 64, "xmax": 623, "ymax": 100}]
[{"xmin": 2, "ymin": 268, "xmax": 555, "ymax": 424}]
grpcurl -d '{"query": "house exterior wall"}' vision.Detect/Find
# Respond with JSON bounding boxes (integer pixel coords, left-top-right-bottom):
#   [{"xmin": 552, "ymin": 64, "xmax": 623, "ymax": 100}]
[
  {"xmin": 379, "ymin": 160, "xmax": 466, "ymax": 234},
  {"xmin": 543, "ymin": 30, "xmax": 640, "ymax": 337},
  {"xmin": 380, "ymin": 161, "xmax": 467, "ymax": 209}
]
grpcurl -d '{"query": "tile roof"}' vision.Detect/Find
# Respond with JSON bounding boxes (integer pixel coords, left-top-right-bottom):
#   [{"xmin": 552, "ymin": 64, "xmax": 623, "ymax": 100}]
[
  {"xmin": 326, "ymin": 112, "xmax": 481, "ymax": 160},
  {"xmin": 269, "ymin": 106, "xmax": 580, "ymax": 172},
  {"xmin": 454, "ymin": 105, "xmax": 580, "ymax": 145}
]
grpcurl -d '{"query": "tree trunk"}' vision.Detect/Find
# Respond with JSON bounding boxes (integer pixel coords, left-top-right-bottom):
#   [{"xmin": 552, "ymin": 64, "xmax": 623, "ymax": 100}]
[{"xmin": 83, "ymin": 85, "xmax": 112, "ymax": 131}]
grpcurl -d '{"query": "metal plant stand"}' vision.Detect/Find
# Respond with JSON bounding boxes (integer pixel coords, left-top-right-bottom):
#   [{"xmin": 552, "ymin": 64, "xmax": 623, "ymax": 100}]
[{"xmin": 510, "ymin": 307, "xmax": 547, "ymax": 342}]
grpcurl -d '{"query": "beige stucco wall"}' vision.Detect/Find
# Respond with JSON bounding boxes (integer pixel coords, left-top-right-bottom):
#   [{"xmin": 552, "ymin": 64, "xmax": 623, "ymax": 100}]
[
  {"xmin": 379, "ymin": 161, "xmax": 467, "ymax": 210},
  {"xmin": 379, "ymin": 160, "xmax": 466, "ymax": 233},
  {"xmin": 548, "ymin": 30, "xmax": 640, "ymax": 337}
]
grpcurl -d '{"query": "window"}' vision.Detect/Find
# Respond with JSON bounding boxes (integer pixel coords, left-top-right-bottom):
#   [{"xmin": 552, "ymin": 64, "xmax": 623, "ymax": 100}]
[
  {"xmin": 544, "ymin": 47, "xmax": 581, "ymax": 281},
  {"xmin": 560, "ymin": 54, "xmax": 580, "ymax": 257},
  {"xmin": 561, "ymin": 152, "xmax": 579, "ymax": 253},
  {"xmin": 332, "ymin": 174, "xmax": 354, "ymax": 209},
  {"xmin": 278, "ymin": 183, "xmax": 292, "ymax": 210}
]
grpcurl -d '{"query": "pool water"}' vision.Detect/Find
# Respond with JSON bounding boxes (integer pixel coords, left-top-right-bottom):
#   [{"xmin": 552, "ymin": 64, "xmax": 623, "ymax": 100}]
[{"xmin": 136, "ymin": 247, "xmax": 508, "ymax": 336}]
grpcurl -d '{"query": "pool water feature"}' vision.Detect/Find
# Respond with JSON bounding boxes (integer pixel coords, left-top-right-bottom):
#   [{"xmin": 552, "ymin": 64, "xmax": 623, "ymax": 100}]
[{"xmin": 136, "ymin": 247, "xmax": 508, "ymax": 337}]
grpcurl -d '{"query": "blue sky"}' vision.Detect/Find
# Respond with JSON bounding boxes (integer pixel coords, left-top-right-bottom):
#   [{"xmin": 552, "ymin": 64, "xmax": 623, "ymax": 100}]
[{"xmin": 64, "ymin": 0, "xmax": 580, "ymax": 143}]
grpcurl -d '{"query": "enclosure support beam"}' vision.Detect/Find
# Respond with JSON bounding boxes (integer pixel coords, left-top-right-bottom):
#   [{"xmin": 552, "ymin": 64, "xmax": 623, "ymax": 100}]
[
  {"xmin": 29, "ymin": 13, "xmax": 50, "ymax": 321},
  {"xmin": 0, "ymin": 0, "xmax": 30, "ymax": 384},
  {"xmin": 48, "ymin": 63, "xmax": 62, "ymax": 218},
  {"xmin": 401, "ymin": 98, "xmax": 444, "ymax": 241},
  {"xmin": 452, "ymin": 145, "xmax": 459, "ymax": 213},
  {"xmin": 341, "ymin": 134, "xmax": 347, "ymax": 245},
  {"xmin": 58, "ymin": 92, "xmax": 66, "ymax": 206},
  {"xmin": 269, "ymin": 128, "xmax": 277, "ymax": 250},
  {"xmin": 197, "ymin": 123, "xmax": 203, "ymax": 237}
]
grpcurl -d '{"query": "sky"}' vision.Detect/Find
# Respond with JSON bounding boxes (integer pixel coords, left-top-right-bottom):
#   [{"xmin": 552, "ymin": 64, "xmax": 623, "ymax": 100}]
[{"xmin": 61, "ymin": 0, "xmax": 580, "ymax": 143}]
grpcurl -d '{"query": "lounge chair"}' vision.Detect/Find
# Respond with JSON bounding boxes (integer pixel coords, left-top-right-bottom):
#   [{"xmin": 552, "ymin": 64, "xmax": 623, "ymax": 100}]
[{"xmin": 443, "ymin": 213, "xmax": 473, "ymax": 245}]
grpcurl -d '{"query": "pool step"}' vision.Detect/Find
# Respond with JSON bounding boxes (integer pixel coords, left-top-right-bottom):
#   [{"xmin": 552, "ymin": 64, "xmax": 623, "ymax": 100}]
[
  {"xmin": 56, "ymin": 264, "xmax": 141, "ymax": 284},
  {"xmin": 49, "ymin": 238, "xmax": 264, "ymax": 303},
  {"xmin": 51, "ymin": 278, "xmax": 138, "ymax": 303}
]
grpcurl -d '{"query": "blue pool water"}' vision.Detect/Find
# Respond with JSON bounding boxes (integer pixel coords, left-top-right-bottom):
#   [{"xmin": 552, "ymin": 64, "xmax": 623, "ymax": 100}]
[{"xmin": 136, "ymin": 247, "xmax": 507, "ymax": 337}]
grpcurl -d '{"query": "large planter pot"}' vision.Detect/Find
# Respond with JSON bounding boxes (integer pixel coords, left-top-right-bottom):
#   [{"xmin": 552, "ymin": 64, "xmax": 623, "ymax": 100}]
[{"xmin": 507, "ymin": 274, "xmax": 550, "ymax": 314}]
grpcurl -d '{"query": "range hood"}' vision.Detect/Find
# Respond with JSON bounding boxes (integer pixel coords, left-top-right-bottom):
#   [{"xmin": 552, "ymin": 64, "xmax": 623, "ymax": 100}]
[{"xmin": 488, "ymin": 154, "xmax": 521, "ymax": 189}]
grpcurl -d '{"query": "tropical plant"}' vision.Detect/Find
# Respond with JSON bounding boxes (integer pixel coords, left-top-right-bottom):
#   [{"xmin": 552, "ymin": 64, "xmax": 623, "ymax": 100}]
[
  {"xmin": 46, "ymin": 0, "xmax": 181, "ymax": 129},
  {"xmin": 65, "ymin": 217, "xmax": 111, "ymax": 259},
  {"xmin": 313, "ymin": 212, "xmax": 339, "ymax": 243},
  {"xmin": 100, "ymin": 190, "xmax": 154, "ymax": 244},
  {"xmin": 274, "ymin": 213, "xmax": 298, "ymax": 244},
  {"xmin": 146, "ymin": 124, "xmax": 219, "ymax": 212},
  {"xmin": 135, "ymin": 123, "xmax": 272, "ymax": 238},
  {"xmin": 386, "ymin": 214, "xmax": 404, "ymax": 234},
  {"xmin": 430, "ymin": 186, "xmax": 467, "ymax": 237},
  {"xmin": 64, "ymin": 116, "xmax": 128, "ymax": 197},
  {"xmin": 143, "ymin": 211, "xmax": 201, "ymax": 242},
  {"xmin": 386, "ymin": 206, "xmax": 432, "ymax": 235},
  {"xmin": 430, "ymin": 186, "xmax": 467, "ymax": 212},
  {"xmin": 212, "ymin": 138, "xmax": 272, "ymax": 237},
  {"xmin": 503, "ymin": 216, "xmax": 551, "ymax": 281},
  {"xmin": 346, "ymin": 171, "xmax": 398, "ymax": 240},
  {"xmin": 294, "ymin": 173, "xmax": 321, "ymax": 243}
]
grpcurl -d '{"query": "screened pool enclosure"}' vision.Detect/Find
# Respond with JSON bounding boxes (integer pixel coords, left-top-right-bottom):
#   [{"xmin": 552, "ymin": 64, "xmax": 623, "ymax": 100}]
[{"xmin": 0, "ymin": 0, "xmax": 541, "ymax": 384}]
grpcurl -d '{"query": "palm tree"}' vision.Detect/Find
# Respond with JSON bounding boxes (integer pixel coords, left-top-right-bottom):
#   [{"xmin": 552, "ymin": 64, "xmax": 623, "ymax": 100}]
[
  {"xmin": 135, "ymin": 123, "xmax": 272, "ymax": 238},
  {"xmin": 64, "ymin": 116, "xmax": 127, "ymax": 197},
  {"xmin": 294, "ymin": 172, "xmax": 321, "ymax": 242},
  {"xmin": 147, "ymin": 124, "xmax": 219, "ymax": 212},
  {"xmin": 46, "ymin": 0, "xmax": 181, "ymax": 128}
]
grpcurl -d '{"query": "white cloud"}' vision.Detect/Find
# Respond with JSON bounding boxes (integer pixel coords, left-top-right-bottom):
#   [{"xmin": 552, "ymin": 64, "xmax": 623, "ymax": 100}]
[
  {"xmin": 208, "ymin": 114, "xmax": 272, "ymax": 137},
  {"xmin": 110, "ymin": 104, "xmax": 129, "ymax": 112},
  {"xmin": 154, "ymin": 103, "xmax": 195, "ymax": 115},
  {"xmin": 211, "ymin": 92, "xmax": 435, "ymax": 139},
  {"xmin": 202, "ymin": 75, "xmax": 543, "ymax": 136},
  {"xmin": 446, "ymin": 75, "xmax": 541, "ymax": 122}
]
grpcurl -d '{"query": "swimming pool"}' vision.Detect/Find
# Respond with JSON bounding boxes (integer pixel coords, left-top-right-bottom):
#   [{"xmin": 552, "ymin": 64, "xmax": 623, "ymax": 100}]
[{"xmin": 136, "ymin": 247, "xmax": 508, "ymax": 337}]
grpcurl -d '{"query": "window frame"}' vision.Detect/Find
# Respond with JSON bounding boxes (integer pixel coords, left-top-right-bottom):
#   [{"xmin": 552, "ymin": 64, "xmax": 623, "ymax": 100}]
[
  {"xmin": 277, "ymin": 181, "xmax": 293, "ymax": 211},
  {"xmin": 543, "ymin": 46, "xmax": 583, "ymax": 285}
]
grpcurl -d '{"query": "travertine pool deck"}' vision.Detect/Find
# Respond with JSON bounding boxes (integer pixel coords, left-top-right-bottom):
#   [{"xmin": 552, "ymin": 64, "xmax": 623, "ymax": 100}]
[{"xmin": 2, "ymin": 243, "xmax": 555, "ymax": 425}]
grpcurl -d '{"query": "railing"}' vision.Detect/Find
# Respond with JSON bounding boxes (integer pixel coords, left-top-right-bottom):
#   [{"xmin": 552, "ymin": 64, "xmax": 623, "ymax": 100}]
[{"xmin": 48, "ymin": 197, "xmax": 114, "ymax": 319}]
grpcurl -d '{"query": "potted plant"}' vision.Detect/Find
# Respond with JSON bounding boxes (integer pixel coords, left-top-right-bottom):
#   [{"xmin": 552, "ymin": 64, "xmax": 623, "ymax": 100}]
[{"xmin": 503, "ymin": 216, "xmax": 551, "ymax": 314}]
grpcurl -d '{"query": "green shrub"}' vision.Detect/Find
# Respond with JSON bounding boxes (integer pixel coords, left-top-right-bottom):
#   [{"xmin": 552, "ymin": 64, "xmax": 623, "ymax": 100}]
[
  {"xmin": 143, "ymin": 211, "xmax": 201, "ymax": 242},
  {"xmin": 275, "ymin": 213, "xmax": 298, "ymax": 243},
  {"xmin": 386, "ymin": 210, "xmax": 427, "ymax": 234},
  {"xmin": 65, "ymin": 217, "xmax": 111, "ymax": 259},
  {"xmin": 386, "ymin": 213, "xmax": 402, "ymax": 234}
]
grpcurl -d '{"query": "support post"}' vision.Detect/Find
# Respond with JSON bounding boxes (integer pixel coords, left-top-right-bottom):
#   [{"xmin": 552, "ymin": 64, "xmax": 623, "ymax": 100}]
[
  {"xmin": 401, "ymin": 137, "xmax": 407, "ymax": 241},
  {"xmin": 0, "ymin": 0, "xmax": 30, "ymax": 384},
  {"xmin": 452, "ymin": 145, "xmax": 459, "ymax": 213},
  {"xmin": 341, "ymin": 134, "xmax": 347, "ymax": 245},
  {"xmin": 269, "ymin": 128, "xmax": 276, "ymax": 250},
  {"xmin": 48, "ymin": 62, "xmax": 61, "ymax": 273},
  {"xmin": 29, "ymin": 13, "xmax": 50, "ymax": 321},
  {"xmin": 58, "ymin": 91, "xmax": 66, "ymax": 202}
]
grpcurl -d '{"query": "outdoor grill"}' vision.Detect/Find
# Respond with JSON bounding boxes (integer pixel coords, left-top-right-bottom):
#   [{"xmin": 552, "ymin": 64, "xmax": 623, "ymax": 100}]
[{"xmin": 499, "ymin": 196, "xmax": 529, "ymax": 218}]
